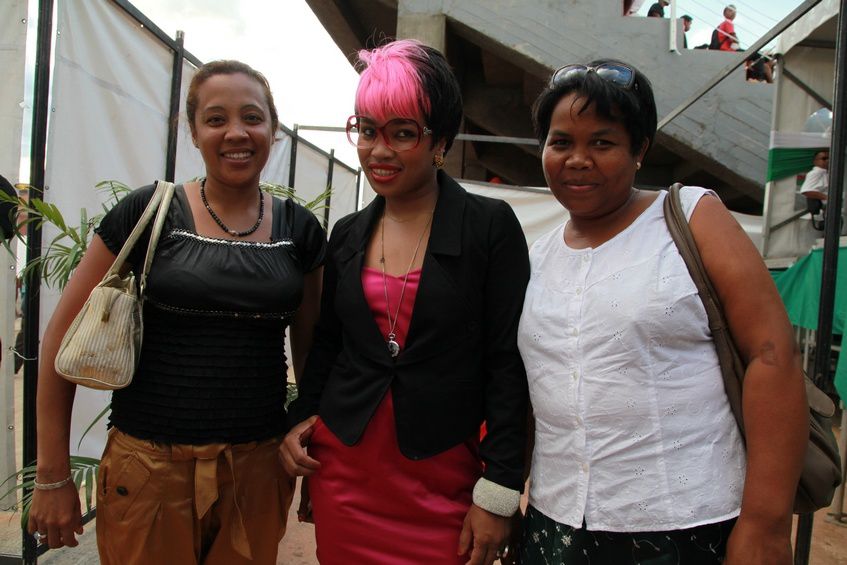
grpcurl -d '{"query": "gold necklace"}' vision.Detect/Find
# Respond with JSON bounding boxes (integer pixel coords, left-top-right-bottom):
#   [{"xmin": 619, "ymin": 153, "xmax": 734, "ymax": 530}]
[{"xmin": 380, "ymin": 209, "xmax": 434, "ymax": 357}]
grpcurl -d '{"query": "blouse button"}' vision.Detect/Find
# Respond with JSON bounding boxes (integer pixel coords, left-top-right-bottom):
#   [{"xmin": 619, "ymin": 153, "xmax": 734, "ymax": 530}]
[
  {"xmin": 572, "ymin": 371, "xmax": 578, "ymax": 381},
  {"xmin": 572, "ymin": 328, "xmax": 579, "ymax": 337},
  {"xmin": 575, "ymin": 288, "xmax": 582, "ymax": 295}
]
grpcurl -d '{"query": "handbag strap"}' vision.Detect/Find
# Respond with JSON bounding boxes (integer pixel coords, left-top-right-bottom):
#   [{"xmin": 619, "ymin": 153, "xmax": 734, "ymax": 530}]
[
  {"xmin": 662, "ymin": 183, "xmax": 746, "ymax": 433},
  {"xmin": 104, "ymin": 180, "xmax": 175, "ymax": 296},
  {"xmin": 139, "ymin": 181, "xmax": 175, "ymax": 296}
]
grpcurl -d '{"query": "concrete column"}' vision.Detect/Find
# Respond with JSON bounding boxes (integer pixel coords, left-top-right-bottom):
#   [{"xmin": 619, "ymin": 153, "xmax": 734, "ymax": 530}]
[{"xmin": 397, "ymin": 0, "xmax": 446, "ymax": 52}]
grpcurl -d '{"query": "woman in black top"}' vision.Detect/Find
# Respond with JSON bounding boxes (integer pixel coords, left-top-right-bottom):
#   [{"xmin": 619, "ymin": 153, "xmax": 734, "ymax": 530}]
[{"xmin": 28, "ymin": 60, "xmax": 325, "ymax": 564}]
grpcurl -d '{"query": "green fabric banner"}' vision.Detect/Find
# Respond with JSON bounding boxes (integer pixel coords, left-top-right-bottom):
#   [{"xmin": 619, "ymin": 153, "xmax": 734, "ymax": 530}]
[
  {"xmin": 766, "ymin": 148, "xmax": 819, "ymax": 183},
  {"xmin": 773, "ymin": 246, "xmax": 847, "ymax": 399}
]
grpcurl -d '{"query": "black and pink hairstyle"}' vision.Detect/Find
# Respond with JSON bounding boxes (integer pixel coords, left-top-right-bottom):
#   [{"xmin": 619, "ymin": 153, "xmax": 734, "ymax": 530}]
[{"xmin": 354, "ymin": 40, "xmax": 463, "ymax": 153}]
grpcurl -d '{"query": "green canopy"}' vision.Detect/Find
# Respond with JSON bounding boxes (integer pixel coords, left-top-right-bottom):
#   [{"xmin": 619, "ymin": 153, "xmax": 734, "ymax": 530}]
[
  {"xmin": 773, "ymin": 246, "xmax": 847, "ymax": 399},
  {"xmin": 766, "ymin": 147, "xmax": 820, "ymax": 183},
  {"xmin": 766, "ymin": 131, "xmax": 830, "ymax": 182}
]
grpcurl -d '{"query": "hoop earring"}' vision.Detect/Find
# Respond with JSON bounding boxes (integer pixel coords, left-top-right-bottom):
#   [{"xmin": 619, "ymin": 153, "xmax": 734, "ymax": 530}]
[{"xmin": 433, "ymin": 152, "xmax": 445, "ymax": 169}]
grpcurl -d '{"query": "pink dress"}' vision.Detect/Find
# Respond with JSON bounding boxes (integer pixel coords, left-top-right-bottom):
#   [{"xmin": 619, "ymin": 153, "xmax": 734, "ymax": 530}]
[{"xmin": 307, "ymin": 267, "xmax": 482, "ymax": 564}]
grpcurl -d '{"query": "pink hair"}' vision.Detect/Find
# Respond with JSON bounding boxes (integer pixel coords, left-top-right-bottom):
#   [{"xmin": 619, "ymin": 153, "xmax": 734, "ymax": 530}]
[{"xmin": 355, "ymin": 40, "xmax": 432, "ymax": 123}]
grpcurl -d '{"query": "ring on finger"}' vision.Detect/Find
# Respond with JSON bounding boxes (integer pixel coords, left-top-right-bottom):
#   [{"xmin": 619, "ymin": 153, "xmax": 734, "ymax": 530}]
[
  {"xmin": 33, "ymin": 531, "xmax": 47, "ymax": 543},
  {"xmin": 496, "ymin": 545, "xmax": 510, "ymax": 558}
]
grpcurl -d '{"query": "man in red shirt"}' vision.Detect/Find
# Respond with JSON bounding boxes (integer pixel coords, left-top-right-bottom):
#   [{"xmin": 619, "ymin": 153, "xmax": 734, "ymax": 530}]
[{"xmin": 715, "ymin": 5, "xmax": 739, "ymax": 51}]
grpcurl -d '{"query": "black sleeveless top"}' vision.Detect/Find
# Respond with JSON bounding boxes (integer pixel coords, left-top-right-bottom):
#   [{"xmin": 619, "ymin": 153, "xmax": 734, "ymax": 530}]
[{"xmin": 94, "ymin": 184, "xmax": 326, "ymax": 444}]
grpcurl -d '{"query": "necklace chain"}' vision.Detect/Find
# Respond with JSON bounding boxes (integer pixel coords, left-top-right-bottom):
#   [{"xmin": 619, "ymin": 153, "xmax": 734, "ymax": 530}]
[
  {"xmin": 380, "ymin": 208, "xmax": 434, "ymax": 357},
  {"xmin": 200, "ymin": 178, "xmax": 264, "ymax": 237}
]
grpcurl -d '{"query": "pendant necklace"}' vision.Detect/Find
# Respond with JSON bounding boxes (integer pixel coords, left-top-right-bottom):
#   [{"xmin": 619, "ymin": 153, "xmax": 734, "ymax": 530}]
[
  {"xmin": 200, "ymin": 178, "xmax": 264, "ymax": 237},
  {"xmin": 380, "ymin": 208, "xmax": 434, "ymax": 358}
]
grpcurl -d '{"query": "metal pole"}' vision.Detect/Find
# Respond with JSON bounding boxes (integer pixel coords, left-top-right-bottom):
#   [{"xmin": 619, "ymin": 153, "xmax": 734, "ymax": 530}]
[
  {"xmin": 288, "ymin": 125, "xmax": 299, "ymax": 192},
  {"xmin": 668, "ymin": 0, "xmax": 678, "ymax": 53},
  {"xmin": 165, "ymin": 30, "xmax": 185, "ymax": 182},
  {"xmin": 323, "ymin": 150, "xmax": 335, "ymax": 230},
  {"xmin": 22, "ymin": 0, "xmax": 55, "ymax": 563},
  {"xmin": 795, "ymin": 0, "xmax": 847, "ymax": 561}
]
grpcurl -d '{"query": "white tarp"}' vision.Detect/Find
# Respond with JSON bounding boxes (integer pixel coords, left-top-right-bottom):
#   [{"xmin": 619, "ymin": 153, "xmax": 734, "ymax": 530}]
[
  {"xmin": 0, "ymin": 0, "xmax": 27, "ymax": 502},
  {"xmin": 46, "ymin": 0, "xmax": 180, "ymax": 457}
]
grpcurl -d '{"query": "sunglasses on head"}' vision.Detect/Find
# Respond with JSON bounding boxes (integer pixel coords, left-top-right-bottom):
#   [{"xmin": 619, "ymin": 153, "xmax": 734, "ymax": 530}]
[{"xmin": 549, "ymin": 63, "xmax": 636, "ymax": 90}]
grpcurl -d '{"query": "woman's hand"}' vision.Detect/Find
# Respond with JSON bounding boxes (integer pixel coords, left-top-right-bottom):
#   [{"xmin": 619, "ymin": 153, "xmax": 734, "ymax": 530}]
[
  {"xmin": 27, "ymin": 482, "xmax": 84, "ymax": 549},
  {"xmin": 724, "ymin": 516, "xmax": 792, "ymax": 565},
  {"xmin": 296, "ymin": 477, "xmax": 314, "ymax": 523},
  {"xmin": 278, "ymin": 415, "xmax": 321, "ymax": 477},
  {"xmin": 458, "ymin": 504, "xmax": 512, "ymax": 565}
]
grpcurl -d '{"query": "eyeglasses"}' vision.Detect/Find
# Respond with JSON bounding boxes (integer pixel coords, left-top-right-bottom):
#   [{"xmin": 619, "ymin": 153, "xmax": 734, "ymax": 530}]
[
  {"xmin": 549, "ymin": 63, "xmax": 636, "ymax": 90},
  {"xmin": 346, "ymin": 115, "xmax": 432, "ymax": 152}
]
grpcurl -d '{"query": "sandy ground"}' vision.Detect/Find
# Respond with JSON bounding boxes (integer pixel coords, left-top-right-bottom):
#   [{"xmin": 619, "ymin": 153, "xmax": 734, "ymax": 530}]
[{"xmin": 3, "ymin": 370, "xmax": 847, "ymax": 563}]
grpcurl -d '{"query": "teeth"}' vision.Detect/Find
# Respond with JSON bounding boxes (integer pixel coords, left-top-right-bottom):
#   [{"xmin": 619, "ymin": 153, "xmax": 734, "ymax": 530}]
[
  {"xmin": 372, "ymin": 169, "xmax": 396, "ymax": 176},
  {"xmin": 224, "ymin": 152, "xmax": 250, "ymax": 159}
]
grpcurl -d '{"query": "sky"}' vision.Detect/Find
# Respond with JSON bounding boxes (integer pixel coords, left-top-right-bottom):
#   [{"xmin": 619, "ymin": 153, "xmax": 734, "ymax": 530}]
[{"xmin": 20, "ymin": 0, "xmax": 806, "ymax": 181}]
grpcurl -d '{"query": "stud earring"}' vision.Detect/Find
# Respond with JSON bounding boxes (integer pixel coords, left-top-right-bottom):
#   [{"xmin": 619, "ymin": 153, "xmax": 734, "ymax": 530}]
[
  {"xmin": 636, "ymin": 161, "xmax": 642, "ymax": 170},
  {"xmin": 433, "ymin": 152, "xmax": 445, "ymax": 169}
]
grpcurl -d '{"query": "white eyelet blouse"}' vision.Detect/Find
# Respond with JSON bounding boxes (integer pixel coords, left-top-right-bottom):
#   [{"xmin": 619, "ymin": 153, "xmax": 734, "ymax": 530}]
[{"xmin": 518, "ymin": 186, "xmax": 745, "ymax": 532}]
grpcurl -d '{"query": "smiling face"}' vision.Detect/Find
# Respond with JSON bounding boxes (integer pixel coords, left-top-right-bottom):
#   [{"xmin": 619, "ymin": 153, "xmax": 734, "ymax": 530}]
[
  {"xmin": 191, "ymin": 72, "xmax": 273, "ymax": 189},
  {"xmin": 542, "ymin": 93, "xmax": 647, "ymax": 220},
  {"xmin": 356, "ymin": 112, "xmax": 445, "ymax": 199}
]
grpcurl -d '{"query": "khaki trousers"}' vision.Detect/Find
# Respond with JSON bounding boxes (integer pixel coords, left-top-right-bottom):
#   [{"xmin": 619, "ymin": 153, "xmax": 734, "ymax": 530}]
[{"xmin": 96, "ymin": 428, "xmax": 294, "ymax": 565}]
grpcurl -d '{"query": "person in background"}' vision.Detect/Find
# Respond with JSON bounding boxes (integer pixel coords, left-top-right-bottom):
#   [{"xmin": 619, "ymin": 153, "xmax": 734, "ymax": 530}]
[
  {"xmin": 281, "ymin": 39, "xmax": 529, "ymax": 565},
  {"xmin": 647, "ymin": 0, "xmax": 668, "ymax": 17},
  {"xmin": 0, "ymin": 174, "xmax": 17, "ymax": 368},
  {"xmin": 682, "ymin": 14, "xmax": 693, "ymax": 48},
  {"xmin": 27, "ymin": 59, "xmax": 325, "ymax": 564},
  {"xmin": 716, "ymin": 4, "xmax": 740, "ymax": 51},
  {"xmin": 0, "ymin": 174, "xmax": 17, "ymax": 241},
  {"xmin": 519, "ymin": 59, "xmax": 807, "ymax": 564},
  {"xmin": 745, "ymin": 51, "xmax": 775, "ymax": 83},
  {"xmin": 801, "ymin": 149, "xmax": 829, "ymax": 230},
  {"xmin": 800, "ymin": 149, "xmax": 829, "ymax": 202}
]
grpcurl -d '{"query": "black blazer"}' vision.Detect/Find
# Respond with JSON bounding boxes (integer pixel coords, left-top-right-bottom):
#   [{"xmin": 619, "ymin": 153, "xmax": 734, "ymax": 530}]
[{"xmin": 288, "ymin": 172, "xmax": 530, "ymax": 490}]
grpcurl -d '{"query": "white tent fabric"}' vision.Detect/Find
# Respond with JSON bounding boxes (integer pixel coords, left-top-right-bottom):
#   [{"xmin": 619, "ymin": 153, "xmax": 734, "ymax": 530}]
[
  {"xmin": 0, "ymin": 0, "xmax": 27, "ymax": 501},
  {"xmin": 46, "ymin": 0, "xmax": 180, "ymax": 457},
  {"xmin": 327, "ymin": 165, "xmax": 359, "ymax": 231},
  {"xmin": 770, "ymin": 131, "xmax": 831, "ymax": 149}
]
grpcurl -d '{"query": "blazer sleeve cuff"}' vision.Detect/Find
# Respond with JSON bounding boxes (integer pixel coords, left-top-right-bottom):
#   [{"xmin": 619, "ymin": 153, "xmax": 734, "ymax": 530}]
[{"xmin": 472, "ymin": 477, "xmax": 521, "ymax": 517}]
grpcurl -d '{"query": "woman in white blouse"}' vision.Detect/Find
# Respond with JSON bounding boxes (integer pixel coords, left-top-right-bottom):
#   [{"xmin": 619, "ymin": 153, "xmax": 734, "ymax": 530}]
[{"xmin": 517, "ymin": 60, "xmax": 807, "ymax": 565}]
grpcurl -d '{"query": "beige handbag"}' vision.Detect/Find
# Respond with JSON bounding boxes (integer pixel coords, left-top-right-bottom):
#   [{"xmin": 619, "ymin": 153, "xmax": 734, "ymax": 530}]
[{"xmin": 54, "ymin": 180, "xmax": 175, "ymax": 390}]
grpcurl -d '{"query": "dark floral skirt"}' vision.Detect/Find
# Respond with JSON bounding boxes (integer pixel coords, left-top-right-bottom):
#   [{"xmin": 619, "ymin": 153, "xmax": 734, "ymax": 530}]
[{"xmin": 520, "ymin": 505, "xmax": 736, "ymax": 565}]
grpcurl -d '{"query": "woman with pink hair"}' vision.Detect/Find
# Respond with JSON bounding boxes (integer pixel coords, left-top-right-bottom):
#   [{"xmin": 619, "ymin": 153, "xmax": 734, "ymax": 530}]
[{"xmin": 281, "ymin": 40, "xmax": 530, "ymax": 564}]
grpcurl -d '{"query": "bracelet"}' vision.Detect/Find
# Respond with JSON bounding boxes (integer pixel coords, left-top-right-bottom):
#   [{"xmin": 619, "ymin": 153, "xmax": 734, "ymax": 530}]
[
  {"xmin": 472, "ymin": 477, "xmax": 521, "ymax": 517},
  {"xmin": 33, "ymin": 475, "xmax": 72, "ymax": 491}
]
